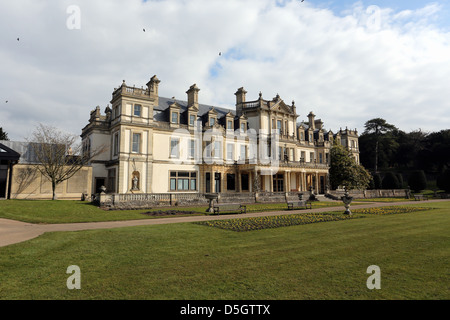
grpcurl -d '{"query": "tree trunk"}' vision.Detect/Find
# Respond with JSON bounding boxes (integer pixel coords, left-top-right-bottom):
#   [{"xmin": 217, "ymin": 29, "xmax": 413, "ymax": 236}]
[
  {"xmin": 52, "ymin": 180, "xmax": 57, "ymax": 200},
  {"xmin": 374, "ymin": 139, "xmax": 379, "ymax": 173}
]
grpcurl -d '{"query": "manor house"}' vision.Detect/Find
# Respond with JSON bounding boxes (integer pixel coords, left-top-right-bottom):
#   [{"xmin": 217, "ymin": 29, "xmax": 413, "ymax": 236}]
[{"xmin": 81, "ymin": 75, "xmax": 359, "ymax": 196}]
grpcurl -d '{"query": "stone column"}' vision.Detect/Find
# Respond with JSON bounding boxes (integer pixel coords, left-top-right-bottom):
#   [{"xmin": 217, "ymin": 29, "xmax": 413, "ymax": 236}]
[
  {"xmin": 238, "ymin": 171, "xmax": 242, "ymax": 192},
  {"xmin": 270, "ymin": 170, "xmax": 274, "ymax": 193},
  {"xmin": 315, "ymin": 172, "xmax": 319, "ymax": 194},
  {"xmin": 284, "ymin": 171, "xmax": 288, "ymax": 194}
]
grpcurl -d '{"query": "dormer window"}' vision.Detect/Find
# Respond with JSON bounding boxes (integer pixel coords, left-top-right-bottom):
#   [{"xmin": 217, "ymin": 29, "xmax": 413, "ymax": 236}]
[
  {"xmin": 227, "ymin": 120, "xmax": 233, "ymax": 130},
  {"xmin": 209, "ymin": 117, "xmax": 216, "ymax": 126},
  {"xmin": 134, "ymin": 104, "xmax": 141, "ymax": 117},
  {"xmin": 189, "ymin": 114, "xmax": 196, "ymax": 126},
  {"xmin": 171, "ymin": 111, "xmax": 179, "ymax": 124},
  {"xmin": 240, "ymin": 122, "xmax": 246, "ymax": 132}
]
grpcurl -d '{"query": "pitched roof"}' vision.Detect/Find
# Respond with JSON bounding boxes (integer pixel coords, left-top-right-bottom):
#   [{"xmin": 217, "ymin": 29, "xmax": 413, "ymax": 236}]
[
  {"xmin": 0, "ymin": 142, "xmax": 21, "ymax": 162},
  {"xmin": 156, "ymin": 96, "xmax": 236, "ymax": 119}
]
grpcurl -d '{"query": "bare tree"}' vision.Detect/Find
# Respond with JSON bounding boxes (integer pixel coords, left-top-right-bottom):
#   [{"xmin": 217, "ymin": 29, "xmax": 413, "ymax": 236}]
[{"xmin": 27, "ymin": 123, "xmax": 106, "ymax": 200}]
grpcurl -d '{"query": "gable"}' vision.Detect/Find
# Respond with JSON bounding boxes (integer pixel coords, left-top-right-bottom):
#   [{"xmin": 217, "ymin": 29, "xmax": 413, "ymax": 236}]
[
  {"xmin": 270, "ymin": 100, "xmax": 294, "ymax": 114},
  {"xmin": 0, "ymin": 143, "xmax": 21, "ymax": 161}
]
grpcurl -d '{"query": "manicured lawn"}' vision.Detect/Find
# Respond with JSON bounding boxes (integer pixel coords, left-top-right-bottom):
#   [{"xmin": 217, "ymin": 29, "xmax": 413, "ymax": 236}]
[
  {"xmin": 0, "ymin": 200, "xmax": 159, "ymax": 223},
  {"xmin": 0, "ymin": 201, "xmax": 448, "ymax": 300},
  {"xmin": 354, "ymin": 197, "xmax": 413, "ymax": 202},
  {"xmin": 0, "ymin": 199, "xmax": 348, "ymax": 224}
]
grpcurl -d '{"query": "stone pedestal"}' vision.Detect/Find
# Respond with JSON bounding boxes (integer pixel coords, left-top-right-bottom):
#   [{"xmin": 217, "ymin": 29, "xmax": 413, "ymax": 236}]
[{"xmin": 205, "ymin": 193, "xmax": 218, "ymax": 213}]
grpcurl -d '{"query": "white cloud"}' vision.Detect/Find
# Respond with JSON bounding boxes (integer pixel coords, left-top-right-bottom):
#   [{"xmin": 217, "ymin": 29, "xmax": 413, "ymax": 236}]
[{"xmin": 0, "ymin": 0, "xmax": 449, "ymax": 141}]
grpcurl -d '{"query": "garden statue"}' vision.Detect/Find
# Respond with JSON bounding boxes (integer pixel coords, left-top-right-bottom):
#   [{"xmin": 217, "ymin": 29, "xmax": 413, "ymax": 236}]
[
  {"xmin": 132, "ymin": 175, "xmax": 139, "ymax": 191},
  {"xmin": 205, "ymin": 193, "xmax": 218, "ymax": 213}
]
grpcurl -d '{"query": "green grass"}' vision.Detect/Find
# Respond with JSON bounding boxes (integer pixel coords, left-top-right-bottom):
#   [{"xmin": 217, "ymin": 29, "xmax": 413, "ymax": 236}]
[
  {"xmin": 354, "ymin": 197, "xmax": 413, "ymax": 202},
  {"xmin": 0, "ymin": 200, "xmax": 162, "ymax": 223},
  {"xmin": 0, "ymin": 199, "xmax": 349, "ymax": 224},
  {"xmin": 0, "ymin": 201, "xmax": 448, "ymax": 300}
]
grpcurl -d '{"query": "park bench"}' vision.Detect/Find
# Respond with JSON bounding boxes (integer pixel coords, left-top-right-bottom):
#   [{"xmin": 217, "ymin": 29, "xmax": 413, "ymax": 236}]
[
  {"xmin": 213, "ymin": 203, "xmax": 247, "ymax": 215},
  {"xmin": 287, "ymin": 200, "xmax": 312, "ymax": 210},
  {"xmin": 414, "ymin": 194, "xmax": 429, "ymax": 201}
]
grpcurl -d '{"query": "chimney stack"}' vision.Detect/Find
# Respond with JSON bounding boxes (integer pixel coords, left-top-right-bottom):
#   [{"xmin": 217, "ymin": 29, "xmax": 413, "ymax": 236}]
[
  {"xmin": 146, "ymin": 75, "xmax": 160, "ymax": 105},
  {"xmin": 308, "ymin": 111, "xmax": 316, "ymax": 130},
  {"xmin": 186, "ymin": 84, "xmax": 200, "ymax": 107},
  {"xmin": 235, "ymin": 87, "xmax": 247, "ymax": 115}
]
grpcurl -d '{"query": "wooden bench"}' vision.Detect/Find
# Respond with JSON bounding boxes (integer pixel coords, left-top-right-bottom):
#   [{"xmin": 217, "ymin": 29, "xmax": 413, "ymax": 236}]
[
  {"xmin": 287, "ymin": 200, "xmax": 312, "ymax": 210},
  {"xmin": 213, "ymin": 203, "xmax": 246, "ymax": 215},
  {"xmin": 414, "ymin": 194, "xmax": 429, "ymax": 201}
]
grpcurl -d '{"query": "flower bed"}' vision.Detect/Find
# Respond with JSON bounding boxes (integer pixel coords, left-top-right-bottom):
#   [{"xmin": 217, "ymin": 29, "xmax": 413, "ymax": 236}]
[
  {"xmin": 141, "ymin": 210, "xmax": 199, "ymax": 216},
  {"xmin": 352, "ymin": 206, "xmax": 430, "ymax": 215},
  {"xmin": 195, "ymin": 213, "xmax": 359, "ymax": 232}
]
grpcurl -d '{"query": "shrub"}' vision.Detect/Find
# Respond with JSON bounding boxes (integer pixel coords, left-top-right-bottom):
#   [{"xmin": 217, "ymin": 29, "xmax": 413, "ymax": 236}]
[
  {"xmin": 408, "ymin": 170, "xmax": 427, "ymax": 193},
  {"xmin": 372, "ymin": 173, "xmax": 382, "ymax": 189},
  {"xmin": 382, "ymin": 172, "xmax": 400, "ymax": 189},
  {"xmin": 436, "ymin": 169, "xmax": 450, "ymax": 192},
  {"xmin": 396, "ymin": 173, "xmax": 404, "ymax": 188}
]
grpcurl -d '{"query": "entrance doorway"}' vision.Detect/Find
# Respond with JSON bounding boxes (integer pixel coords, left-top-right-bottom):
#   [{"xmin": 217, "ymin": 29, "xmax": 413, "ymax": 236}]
[
  {"xmin": 320, "ymin": 176, "xmax": 325, "ymax": 194},
  {"xmin": 95, "ymin": 178, "xmax": 106, "ymax": 194},
  {"xmin": 0, "ymin": 165, "xmax": 7, "ymax": 198},
  {"xmin": 214, "ymin": 173, "xmax": 221, "ymax": 193},
  {"xmin": 273, "ymin": 174, "xmax": 284, "ymax": 192}
]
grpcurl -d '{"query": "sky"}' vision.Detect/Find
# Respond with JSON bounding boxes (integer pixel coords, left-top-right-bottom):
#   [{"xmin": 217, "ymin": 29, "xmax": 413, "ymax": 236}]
[{"xmin": 1, "ymin": 0, "xmax": 450, "ymax": 141}]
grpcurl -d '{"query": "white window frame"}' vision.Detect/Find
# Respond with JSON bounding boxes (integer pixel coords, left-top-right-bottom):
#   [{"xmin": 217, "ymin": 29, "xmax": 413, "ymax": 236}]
[
  {"xmin": 132, "ymin": 133, "xmax": 141, "ymax": 153},
  {"xmin": 170, "ymin": 138, "xmax": 179, "ymax": 158}
]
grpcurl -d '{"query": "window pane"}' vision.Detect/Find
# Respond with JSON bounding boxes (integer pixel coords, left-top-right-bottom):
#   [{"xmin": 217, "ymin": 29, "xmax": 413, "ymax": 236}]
[
  {"xmin": 227, "ymin": 144, "xmax": 233, "ymax": 160},
  {"xmin": 189, "ymin": 139, "xmax": 195, "ymax": 158},
  {"xmin": 134, "ymin": 105, "xmax": 141, "ymax": 117},
  {"xmin": 240, "ymin": 145, "xmax": 246, "ymax": 160},
  {"xmin": 114, "ymin": 133, "xmax": 119, "ymax": 155},
  {"xmin": 190, "ymin": 115, "xmax": 195, "ymax": 126},
  {"xmin": 170, "ymin": 139, "xmax": 179, "ymax": 157},
  {"xmin": 170, "ymin": 178, "xmax": 176, "ymax": 190},
  {"xmin": 178, "ymin": 172, "xmax": 189, "ymax": 177},
  {"xmin": 214, "ymin": 141, "xmax": 221, "ymax": 158},
  {"xmin": 206, "ymin": 143, "xmax": 212, "ymax": 158},
  {"xmin": 170, "ymin": 171, "xmax": 177, "ymax": 177},
  {"xmin": 183, "ymin": 179, "xmax": 189, "ymax": 190},
  {"xmin": 190, "ymin": 179, "xmax": 196, "ymax": 190},
  {"xmin": 172, "ymin": 112, "xmax": 178, "ymax": 123},
  {"xmin": 132, "ymin": 133, "xmax": 140, "ymax": 153}
]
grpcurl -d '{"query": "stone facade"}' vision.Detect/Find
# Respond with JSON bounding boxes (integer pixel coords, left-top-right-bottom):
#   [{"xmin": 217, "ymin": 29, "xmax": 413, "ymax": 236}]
[{"xmin": 81, "ymin": 75, "xmax": 360, "ymax": 197}]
